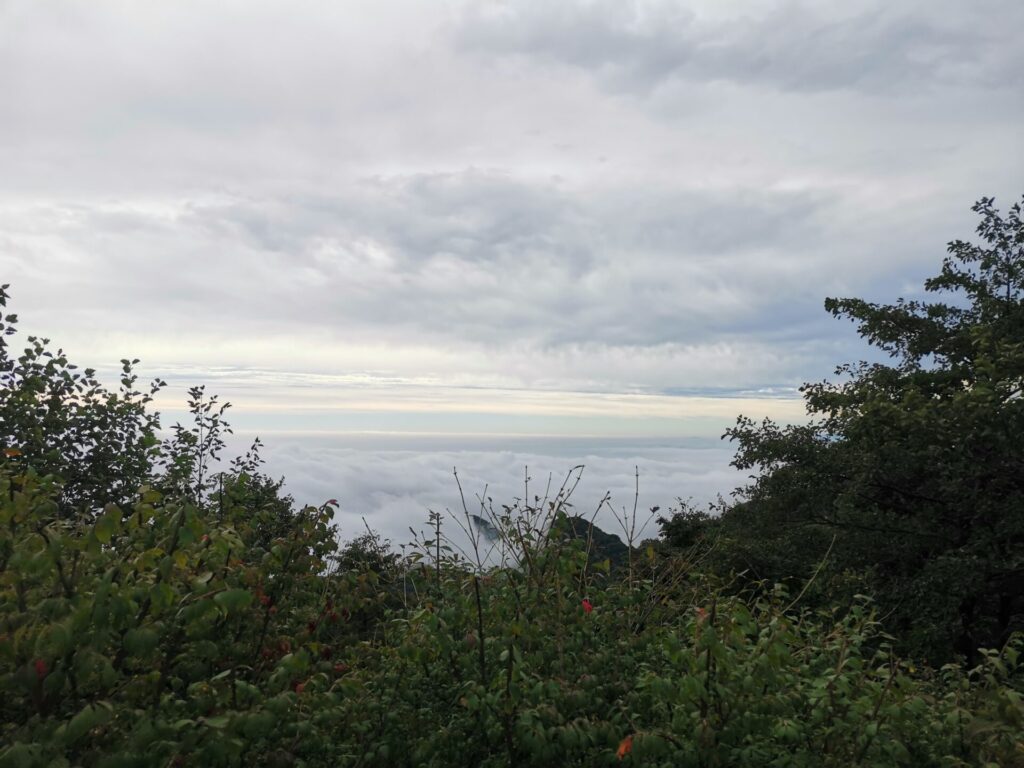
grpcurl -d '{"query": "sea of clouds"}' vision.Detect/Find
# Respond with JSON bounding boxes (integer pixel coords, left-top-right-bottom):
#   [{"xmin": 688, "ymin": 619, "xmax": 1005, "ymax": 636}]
[{"xmin": 236, "ymin": 433, "xmax": 743, "ymax": 549}]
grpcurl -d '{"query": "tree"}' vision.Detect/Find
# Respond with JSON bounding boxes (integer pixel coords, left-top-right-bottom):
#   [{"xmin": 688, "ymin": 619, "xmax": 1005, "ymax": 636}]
[
  {"xmin": 700, "ymin": 196, "xmax": 1024, "ymax": 661},
  {"xmin": 0, "ymin": 285, "xmax": 165, "ymax": 517}
]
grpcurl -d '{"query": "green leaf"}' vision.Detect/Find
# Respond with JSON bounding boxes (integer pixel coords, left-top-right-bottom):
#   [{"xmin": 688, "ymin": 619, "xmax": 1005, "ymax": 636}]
[
  {"xmin": 64, "ymin": 704, "xmax": 111, "ymax": 745},
  {"xmin": 151, "ymin": 582, "xmax": 176, "ymax": 613},
  {"xmin": 36, "ymin": 623, "xmax": 70, "ymax": 657},
  {"xmin": 124, "ymin": 627, "xmax": 159, "ymax": 656},
  {"xmin": 0, "ymin": 742, "xmax": 39, "ymax": 768},
  {"xmin": 94, "ymin": 506, "xmax": 121, "ymax": 544},
  {"xmin": 214, "ymin": 589, "xmax": 253, "ymax": 616}
]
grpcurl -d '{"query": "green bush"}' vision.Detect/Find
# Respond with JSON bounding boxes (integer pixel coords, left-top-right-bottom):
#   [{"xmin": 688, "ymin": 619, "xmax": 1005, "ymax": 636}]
[
  {"xmin": 2, "ymin": 457, "xmax": 1022, "ymax": 767},
  {"xmin": 0, "ymin": 463, "xmax": 342, "ymax": 767}
]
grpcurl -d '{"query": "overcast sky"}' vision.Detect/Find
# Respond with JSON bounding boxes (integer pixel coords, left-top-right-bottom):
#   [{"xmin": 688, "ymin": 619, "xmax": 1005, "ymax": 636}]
[{"xmin": 2, "ymin": 0, "xmax": 1022, "ymax": 537}]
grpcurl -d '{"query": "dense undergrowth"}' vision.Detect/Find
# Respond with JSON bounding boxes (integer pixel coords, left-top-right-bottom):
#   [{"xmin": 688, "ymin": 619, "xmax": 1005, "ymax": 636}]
[
  {"xmin": 0, "ymin": 450, "xmax": 1019, "ymax": 768},
  {"xmin": 2, "ymin": 196, "xmax": 1024, "ymax": 766},
  {"xmin": 1, "ymin": 456, "xmax": 1022, "ymax": 767}
]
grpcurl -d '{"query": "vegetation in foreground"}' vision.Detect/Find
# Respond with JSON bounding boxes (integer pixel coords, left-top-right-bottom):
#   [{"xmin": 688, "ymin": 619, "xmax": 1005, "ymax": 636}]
[{"xmin": 1, "ymin": 196, "xmax": 1023, "ymax": 766}]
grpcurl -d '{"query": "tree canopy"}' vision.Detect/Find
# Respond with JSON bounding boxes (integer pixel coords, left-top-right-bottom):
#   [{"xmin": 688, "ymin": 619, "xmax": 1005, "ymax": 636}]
[{"xmin": 668, "ymin": 196, "xmax": 1024, "ymax": 662}]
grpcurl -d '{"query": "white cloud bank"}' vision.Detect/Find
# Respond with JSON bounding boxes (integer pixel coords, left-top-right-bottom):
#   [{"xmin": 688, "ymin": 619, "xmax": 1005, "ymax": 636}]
[{"xmin": 248, "ymin": 434, "xmax": 741, "ymax": 548}]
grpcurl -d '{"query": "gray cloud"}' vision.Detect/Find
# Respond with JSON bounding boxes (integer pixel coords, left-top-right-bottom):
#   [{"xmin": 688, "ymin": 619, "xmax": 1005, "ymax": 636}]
[
  {"xmin": 0, "ymin": 172, "xmax": 919, "ymax": 359},
  {"xmin": 454, "ymin": 0, "xmax": 1024, "ymax": 96},
  {"xmin": 248, "ymin": 434, "xmax": 738, "ymax": 547},
  {"xmin": 1, "ymin": 0, "xmax": 1021, "ymax": 403}
]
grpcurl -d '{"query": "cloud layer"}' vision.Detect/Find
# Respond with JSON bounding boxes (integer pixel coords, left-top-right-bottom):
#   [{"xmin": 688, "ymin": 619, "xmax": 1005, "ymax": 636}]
[
  {"xmin": 249, "ymin": 434, "xmax": 739, "ymax": 548},
  {"xmin": 455, "ymin": 0, "xmax": 1024, "ymax": 95},
  {"xmin": 3, "ymin": 0, "xmax": 1022, "ymax": 423}
]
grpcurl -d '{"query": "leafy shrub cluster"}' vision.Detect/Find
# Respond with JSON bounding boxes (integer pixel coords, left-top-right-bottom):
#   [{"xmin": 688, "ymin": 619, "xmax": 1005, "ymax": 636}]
[
  {"xmin": 1, "ymin": 450, "xmax": 1022, "ymax": 767},
  {"xmin": 662, "ymin": 196, "xmax": 1024, "ymax": 665},
  {"xmin": 2, "ymin": 196, "xmax": 1024, "ymax": 766}
]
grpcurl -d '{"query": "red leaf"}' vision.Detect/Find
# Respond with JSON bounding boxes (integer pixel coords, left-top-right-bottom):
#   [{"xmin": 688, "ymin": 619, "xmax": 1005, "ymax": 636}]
[{"xmin": 616, "ymin": 734, "xmax": 633, "ymax": 760}]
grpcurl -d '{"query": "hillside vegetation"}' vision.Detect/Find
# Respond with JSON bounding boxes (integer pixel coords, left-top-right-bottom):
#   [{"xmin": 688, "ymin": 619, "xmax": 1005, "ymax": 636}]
[{"xmin": 1, "ymin": 196, "xmax": 1023, "ymax": 766}]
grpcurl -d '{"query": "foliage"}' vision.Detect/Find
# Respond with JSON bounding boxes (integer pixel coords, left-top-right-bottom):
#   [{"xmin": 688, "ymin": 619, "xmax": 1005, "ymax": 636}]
[
  {"xmin": 0, "ymin": 463, "xmax": 340, "ymax": 767},
  {"xmin": 0, "ymin": 285, "xmax": 164, "ymax": 517},
  {"xmin": 339, "ymin": 501, "xmax": 1024, "ymax": 768},
  {"xmin": 1, "ymin": 456, "xmax": 1022, "ymax": 767}
]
